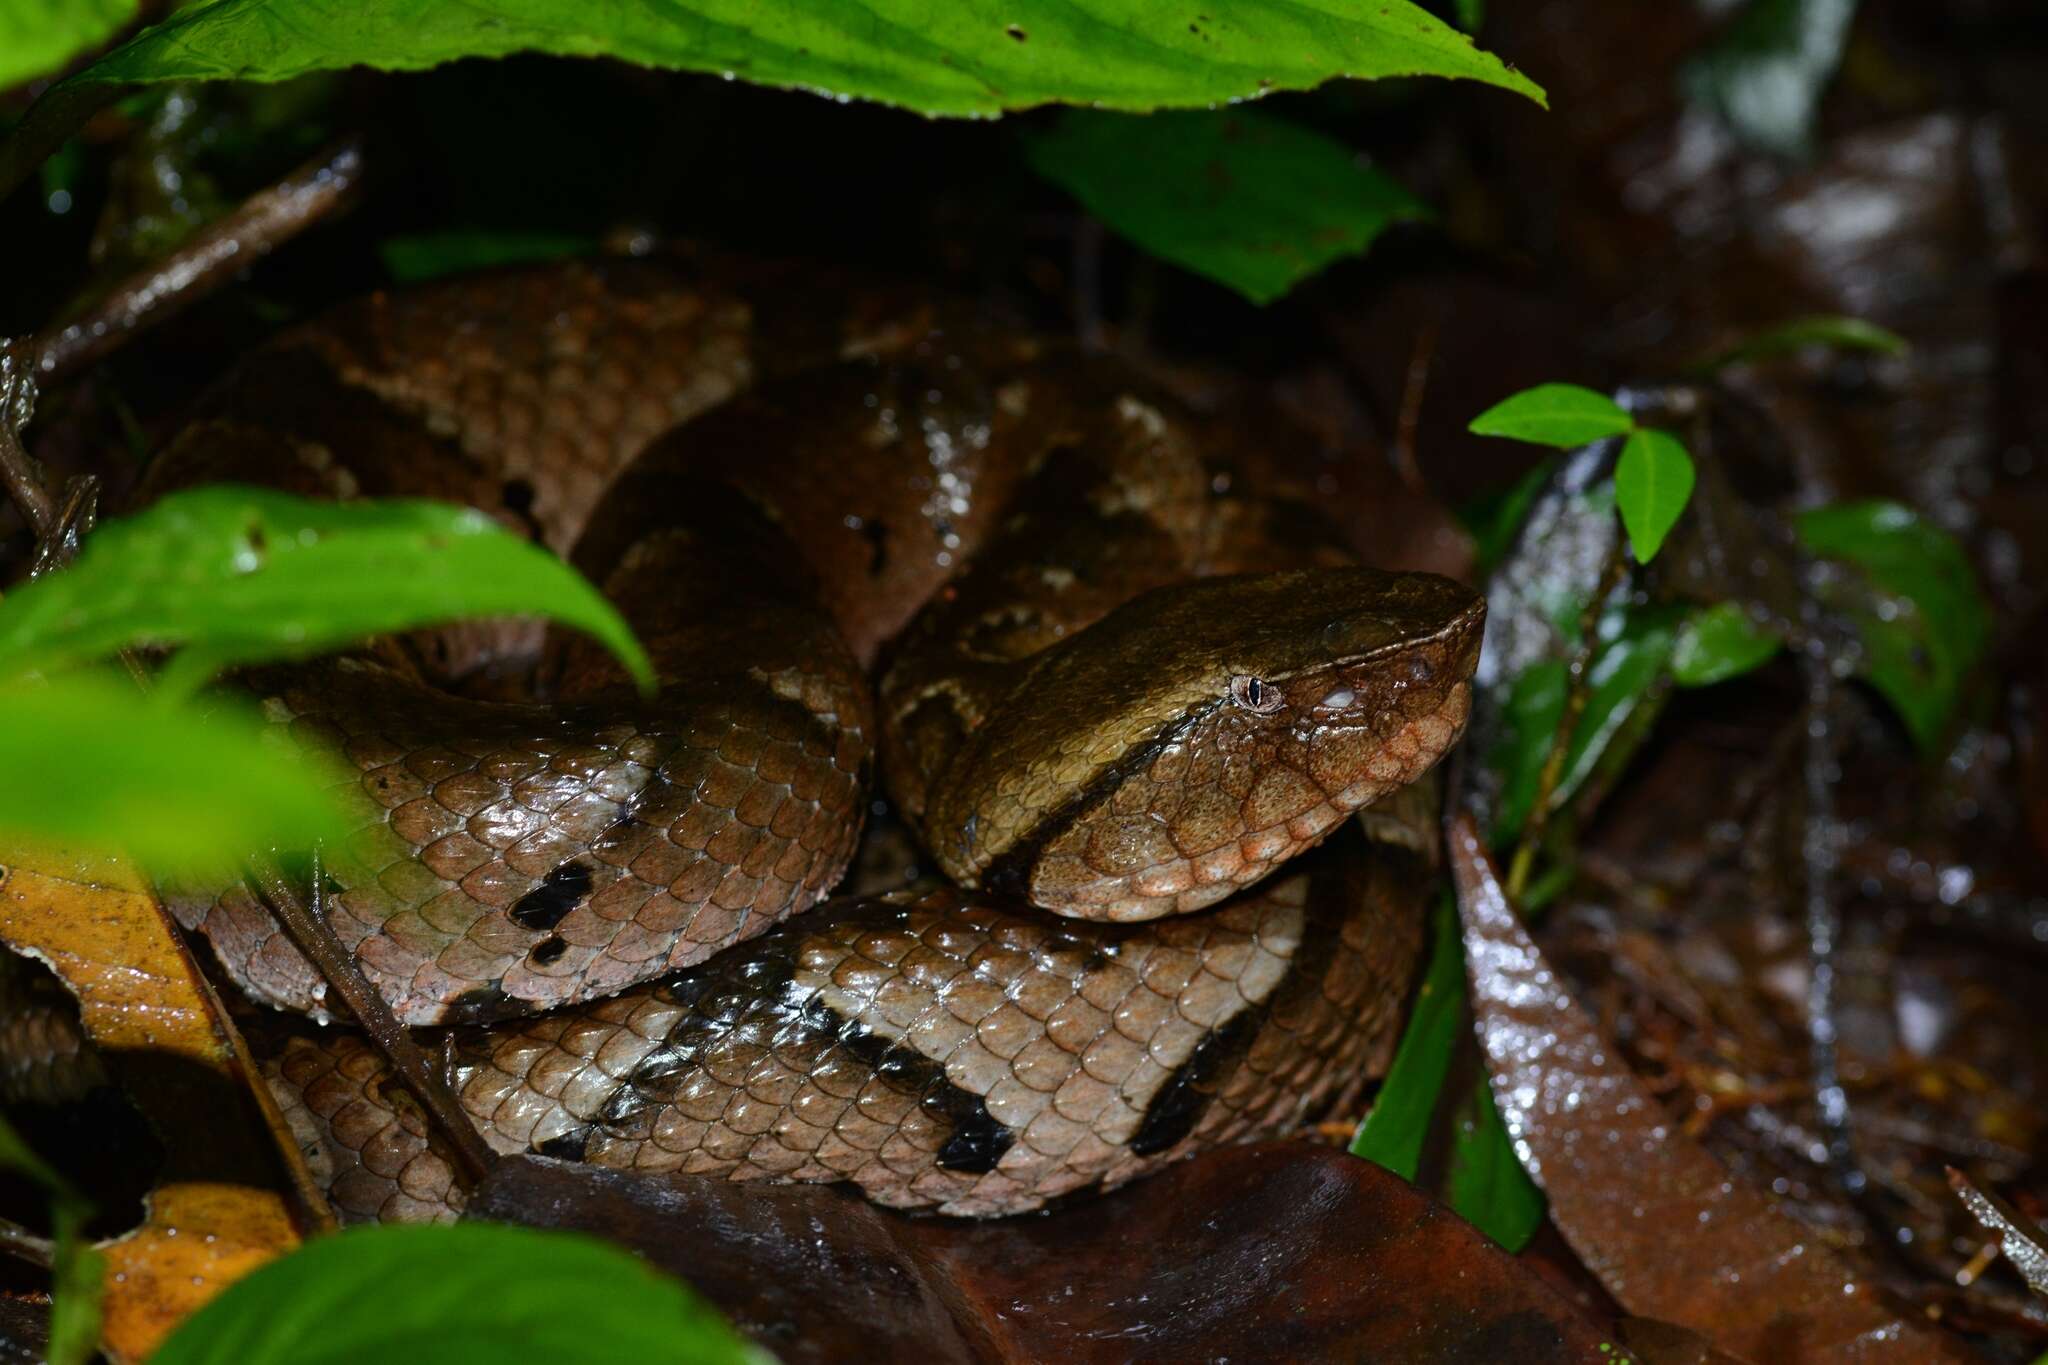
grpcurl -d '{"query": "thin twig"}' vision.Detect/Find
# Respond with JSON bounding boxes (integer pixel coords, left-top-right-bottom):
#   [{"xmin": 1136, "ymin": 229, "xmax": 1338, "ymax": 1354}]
[
  {"xmin": 1506, "ymin": 539, "xmax": 1632, "ymax": 899},
  {"xmin": 245, "ymin": 851, "xmax": 498, "ymax": 1185},
  {"xmin": 0, "ymin": 345, "xmax": 57, "ymax": 539},
  {"xmin": 0, "ymin": 1214, "xmax": 54, "ymax": 1270},
  {"xmin": 1390, "ymin": 315, "xmax": 1438, "ymax": 496},
  {"xmin": 33, "ymin": 137, "xmax": 364, "ymax": 385},
  {"xmin": 0, "ymin": 82, "xmax": 124, "ymax": 206}
]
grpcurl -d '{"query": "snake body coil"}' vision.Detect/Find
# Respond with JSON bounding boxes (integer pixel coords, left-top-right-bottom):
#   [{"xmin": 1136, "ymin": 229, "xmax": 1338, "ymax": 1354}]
[{"xmin": 138, "ymin": 258, "xmax": 1482, "ymax": 1219}]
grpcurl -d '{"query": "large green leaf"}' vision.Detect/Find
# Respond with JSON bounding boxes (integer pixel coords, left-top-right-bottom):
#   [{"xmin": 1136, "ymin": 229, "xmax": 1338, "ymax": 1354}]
[
  {"xmin": 1671, "ymin": 601, "xmax": 1781, "ymax": 687},
  {"xmin": 1445, "ymin": 1075, "xmax": 1544, "ymax": 1252},
  {"xmin": 58, "ymin": 0, "xmax": 1544, "ymax": 117},
  {"xmin": 0, "ymin": 0, "xmax": 135, "ymax": 89},
  {"xmin": 150, "ymin": 1222, "xmax": 766, "ymax": 1365},
  {"xmin": 1351, "ymin": 894, "xmax": 1464, "ymax": 1180},
  {"xmin": 1693, "ymin": 313, "xmax": 1908, "ymax": 373},
  {"xmin": 1023, "ymin": 108, "xmax": 1429, "ymax": 305},
  {"xmin": 0, "ymin": 486, "xmax": 652, "ymax": 695},
  {"xmin": 0, "ymin": 675, "xmax": 349, "ymax": 880},
  {"xmin": 1797, "ymin": 500, "xmax": 1991, "ymax": 754}
]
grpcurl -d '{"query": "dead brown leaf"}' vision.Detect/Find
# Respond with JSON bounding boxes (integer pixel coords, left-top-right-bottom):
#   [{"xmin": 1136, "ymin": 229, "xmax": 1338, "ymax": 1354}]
[
  {"xmin": 1447, "ymin": 815, "xmax": 1975, "ymax": 1364},
  {"xmin": 0, "ymin": 855, "xmax": 330, "ymax": 1360},
  {"xmin": 467, "ymin": 1142, "xmax": 1626, "ymax": 1364}
]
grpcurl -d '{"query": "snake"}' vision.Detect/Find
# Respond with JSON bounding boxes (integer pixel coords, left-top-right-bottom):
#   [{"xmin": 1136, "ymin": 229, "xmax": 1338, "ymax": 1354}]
[{"xmin": 121, "ymin": 255, "xmax": 1483, "ymax": 1222}]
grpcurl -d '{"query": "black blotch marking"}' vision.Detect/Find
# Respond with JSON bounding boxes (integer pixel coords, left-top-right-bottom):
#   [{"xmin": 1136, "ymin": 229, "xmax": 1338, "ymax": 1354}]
[
  {"xmin": 1006, "ymin": 23, "xmax": 1027, "ymax": 40},
  {"xmin": 501, "ymin": 478, "xmax": 536, "ymax": 516},
  {"xmin": 442, "ymin": 982, "xmax": 515, "ymax": 1026},
  {"xmin": 807, "ymin": 993, "xmax": 1015, "ymax": 1174},
  {"xmin": 529, "ymin": 934, "xmax": 567, "ymax": 965},
  {"xmin": 510, "ymin": 862, "xmax": 593, "ymax": 931},
  {"xmin": 533, "ymin": 1130, "xmax": 590, "ymax": 1161},
  {"xmin": 1129, "ymin": 1008, "xmax": 1260, "ymax": 1156}
]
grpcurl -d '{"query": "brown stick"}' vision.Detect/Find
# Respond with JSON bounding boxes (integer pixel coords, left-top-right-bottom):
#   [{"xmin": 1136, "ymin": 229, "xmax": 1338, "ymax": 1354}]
[
  {"xmin": 0, "ymin": 345, "xmax": 57, "ymax": 539},
  {"xmin": 33, "ymin": 136, "xmax": 364, "ymax": 385},
  {"xmin": 246, "ymin": 852, "xmax": 498, "ymax": 1186}
]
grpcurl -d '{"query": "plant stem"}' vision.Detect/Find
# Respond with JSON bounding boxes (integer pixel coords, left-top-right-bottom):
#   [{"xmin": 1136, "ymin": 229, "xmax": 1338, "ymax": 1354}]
[
  {"xmin": 1506, "ymin": 539, "xmax": 1630, "ymax": 900},
  {"xmin": 246, "ymin": 852, "xmax": 498, "ymax": 1186},
  {"xmin": 34, "ymin": 137, "xmax": 364, "ymax": 385},
  {"xmin": 0, "ymin": 345, "xmax": 57, "ymax": 540},
  {"xmin": 0, "ymin": 1214, "xmax": 54, "ymax": 1270}
]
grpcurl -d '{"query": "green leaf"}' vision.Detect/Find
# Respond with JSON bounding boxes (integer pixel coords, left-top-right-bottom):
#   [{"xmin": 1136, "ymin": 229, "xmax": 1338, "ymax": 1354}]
[
  {"xmin": 1352, "ymin": 894, "xmax": 1464, "ymax": 1179},
  {"xmin": 0, "ymin": 675, "xmax": 349, "ymax": 879},
  {"xmin": 1613, "ymin": 428, "xmax": 1696, "ymax": 563},
  {"xmin": 1455, "ymin": 456, "xmax": 1557, "ymax": 574},
  {"xmin": 1683, "ymin": 0, "xmax": 1859, "ymax": 158},
  {"xmin": 150, "ymin": 1222, "xmax": 765, "ymax": 1365},
  {"xmin": 1445, "ymin": 1075, "xmax": 1544, "ymax": 1251},
  {"xmin": 57, "ymin": 0, "xmax": 1545, "ymax": 118},
  {"xmin": 1693, "ymin": 313, "xmax": 1908, "ymax": 373},
  {"xmin": 0, "ymin": 0, "xmax": 135, "ymax": 89},
  {"xmin": 1467, "ymin": 384, "xmax": 1634, "ymax": 449},
  {"xmin": 1671, "ymin": 601, "xmax": 1783, "ymax": 687},
  {"xmin": 1797, "ymin": 500, "xmax": 1991, "ymax": 754},
  {"xmin": 0, "ymin": 485, "xmax": 653, "ymax": 694},
  {"xmin": 1022, "ymin": 108, "xmax": 1430, "ymax": 305},
  {"xmin": 381, "ymin": 231, "xmax": 595, "ymax": 283},
  {"xmin": 1488, "ymin": 607, "xmax": 1683, "ymax": 844},
  {"xmin": 0, "ymin": 1114, "xmax": 102, "ymax": 1365}
]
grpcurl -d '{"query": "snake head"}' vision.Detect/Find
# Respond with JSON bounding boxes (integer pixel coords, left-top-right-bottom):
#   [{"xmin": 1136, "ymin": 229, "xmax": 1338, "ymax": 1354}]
[{"xmin": 930, "ymin": 566, "xmax": 1484, "ymax": 920}]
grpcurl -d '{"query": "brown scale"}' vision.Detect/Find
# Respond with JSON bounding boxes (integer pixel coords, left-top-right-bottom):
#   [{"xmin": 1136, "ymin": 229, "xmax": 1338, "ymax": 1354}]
[
  {"xmin": 117, "ymin": 257, "xmax": 1485, "ymax": 1213},
  {"xmin": 269, "ymin": 829, "xmax": 1425, "ymax": 1222}
]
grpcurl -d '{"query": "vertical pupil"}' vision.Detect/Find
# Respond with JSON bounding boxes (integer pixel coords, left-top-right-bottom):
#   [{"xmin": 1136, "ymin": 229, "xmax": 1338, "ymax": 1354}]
[{"xmin": 1246, "ymin": 680, "xmax": 1262, "ymax": 705}]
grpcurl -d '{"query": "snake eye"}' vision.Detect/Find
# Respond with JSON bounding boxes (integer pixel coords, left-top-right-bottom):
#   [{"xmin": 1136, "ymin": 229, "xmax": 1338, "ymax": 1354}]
[{"xmin": 1228, "ymin": 674, "xmax": 1284, "ymax": 715}]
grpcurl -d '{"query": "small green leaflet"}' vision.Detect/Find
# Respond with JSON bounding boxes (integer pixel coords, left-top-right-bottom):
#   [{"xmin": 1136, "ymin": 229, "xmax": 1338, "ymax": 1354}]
[
  {"xmin": 1613, "ymin": 428, "xmax": 1695, "ymax": 563},
  {"xmin": 1671, "ymin": 601, "xmax": 1782, "ymax": 687},
  {"xmin": 0, "ymin": 485, "xmax": 653, "ymax": 696},
  {"xmin": 53, "ymin": 0, "xmax": 1544, "ymax": 118},
  {"xmin": 0, "ymin": 674, "xmax": 350, "ymax": 880},
  {"xmin": 0, "ymin": 0, "xmax": 135, "ymax": 88},
  {"xmin": 1023, "ymin": 108, "xmax": 1429, "ymax": 305},
  {"xmin": 149, "ymin": 1222, "xmax": 768, "ymax": 1365},
  {"xmin": 1693, "ymin": 313, "xmax": 1908, "ymax": 373},
  {"xmin": 1352, "ymin": 894, "xmax": 1465, "ymax": 1180},
  {"xmin": 1467, "ymin": 384, "xmax": 1634, "ymax": 449}
]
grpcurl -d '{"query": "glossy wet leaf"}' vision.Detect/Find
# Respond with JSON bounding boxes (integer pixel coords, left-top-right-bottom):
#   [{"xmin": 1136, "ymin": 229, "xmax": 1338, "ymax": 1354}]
[
  {"xmin": 1947, "ymin": 1169, "xmax": 2048, "ymax": 1299},
  {"xmin": 1468, "ymin": 384, "xmax": 1634, "ymax": 449},
  {"xmin": 1456, "ymin": 456, "xmax": 1557, "ymax": 574},
  {"xmin": 1352, "ymin": 895, "xmax": 1464, "ymax": 1180},
  {"xmin": 1671, "ymin": 602, "xmax": 1782, "ymax": 687},
  {"xmin": 0, "ymin": 1113, "xmax": 100, "ymax": 1365},
  {"xmin": 1613, "ymin": 428, "xmax": 1695, "ymax": 564},
  {"xmin": 1796, "ymin": 500, "xmax": 1990, "ymax": 754},
  {"xmin": 150, "ymin": 1222, "xmax": 764, "ymax": 1365},
  {"xmin": 0, "ymin": 676, "xmax": 349, "ymax": 879},
  {"xmin": 380, "ymin": 230, "xmax": 594, "ymax": 283},
  {"xmin": 1448, "ymin": 817, "xmax": 1974, "ymax": 1363},
  {"xmin": 0, "ymin": 0, "xmax": 134, "ymax": 88},
  {"xmin": 470, "ymin": 1146, "xmax": 1619, "ymax": 1362},
  {"xmin": 1683, "ymin": 0, "xmax": 1859, "ymax": 158},
  {"xmin": 0, "ymin": 485, "xmax": 653, "ymax": 694},
  {"xmin": 1022, "ymin": 108, "xmax": 1430, "ymax": 305},
  {"xmin": 1445, "ymin": 1075, "xmax": 1544, "ymax": 1252},
  {"xmin": 1694, "ymin": 313, "xmax": 1908, "ymax": 372},
  {"xmin": 57, "ymin": 0, "xmax": 1544, "ymax": 118}
]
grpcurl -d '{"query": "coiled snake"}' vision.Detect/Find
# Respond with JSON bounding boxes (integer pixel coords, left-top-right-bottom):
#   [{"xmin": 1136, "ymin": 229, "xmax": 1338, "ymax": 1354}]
[{"xmin": 128, "ymin": 257, "xmax": 1482, "ymax": 1221}]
